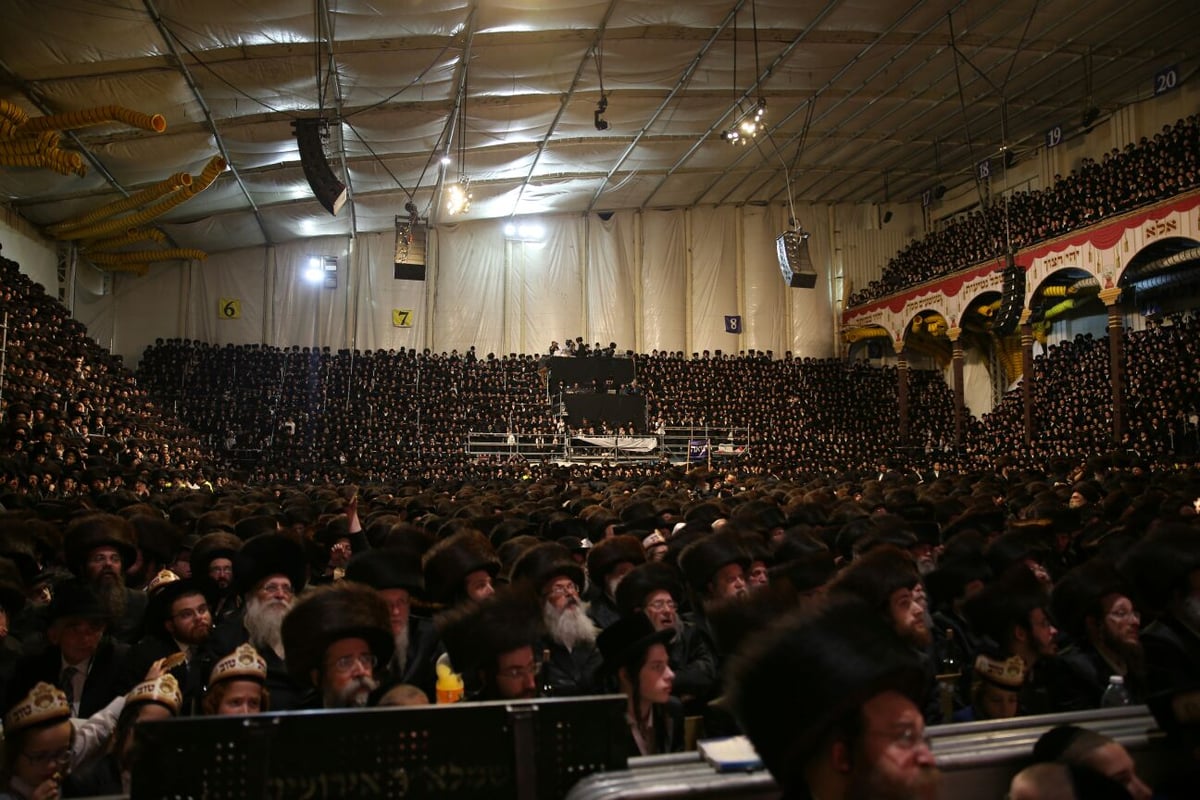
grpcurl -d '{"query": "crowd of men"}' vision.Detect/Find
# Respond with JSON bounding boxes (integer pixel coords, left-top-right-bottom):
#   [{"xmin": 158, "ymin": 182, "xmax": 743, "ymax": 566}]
[
  {"xmin": 849, "ymin": 115, "xmax": 1199, "ymax": 307},
  {"xmin": 0, "ymin": 452, "xmax": 1196, "ymax": 796}
]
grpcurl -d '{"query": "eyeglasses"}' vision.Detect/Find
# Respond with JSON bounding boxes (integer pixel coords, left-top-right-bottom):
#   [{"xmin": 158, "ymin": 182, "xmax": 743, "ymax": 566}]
[
  {"xmin": 22, "ymin": 747, "xmax": 70, "ymax": 766},
  {"xmin": 1107, "ymin": 607, "xmax": 1140, "ymax": 622},
  {"xmin": 544, "ymin": 581, "xmax": 578, "ymax": 599},
  {"xmin": 497, "ymin": 662, "xmax": 541, "ymax": 681},
  {"xmin": 867, "ymin": 726, "xmax": 933, "ymax": 752},
  {"xmin": 646, "ymin": 599, "xmax": 677, "ymax": 612},
  {"xmin": 172, "ymin": 604, "xmax": 211, "ymax": 622},
  {"xmin": 330, "ymin": 653, "xmax": 377, "ymax": 673},
  {"xmin": 258, "ymin": 581, "xmax": 294, "ymax": 598}
]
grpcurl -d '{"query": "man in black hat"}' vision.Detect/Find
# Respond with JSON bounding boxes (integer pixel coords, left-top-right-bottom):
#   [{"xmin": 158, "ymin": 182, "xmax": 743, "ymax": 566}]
[
  {"xmin": 7, "ymin": 580, "xmax": 130, "ymax": 718},
  {"xmin": 439, "ymin": 586, "xmax": 545, "ymax": 702},
  {"xmin": 196, "ymin": 534, "xmax": 308, "ymax": 710},
  {"xmin": 616, "ymin": 561, "xmax": 717, "ymax": 713},
  {"xmin": 63, "ymin": 513, "xmax": 146, "ymax": 644},
  {"xmin": 281, "ymin": 582, "xmax": 393, "ymax": 709},
  {"xmin": 344, "ymin": 548, "xmax": 439, "ymax": 696},
  {"xmin": 421, "ymin": 531, "xmax": 500, "ymax": 609},
  {"xmin": 124, "ymin": 569, "xmax": 213, "ymax": 713},
  {"xmin": 1049, "ymin": 560, "xmax": 1146, "ymax": 710},
  {"xmin": 511, "ymin": 542, "xmax": 602, "ymax": 696},
  {"xmin": 677, "ymin": 531, "xmax": 751, "ymax": 657},
  {"xmin": 585, "ymin": 534, "xmax": 645, "ymax": 630},
  {"xmin": 730, "ymin": 597, "xmax": 940, "ymax": 800},
  {"xmin": 189, "ymin": 532, "xmax": 242, "ymax": 624}
]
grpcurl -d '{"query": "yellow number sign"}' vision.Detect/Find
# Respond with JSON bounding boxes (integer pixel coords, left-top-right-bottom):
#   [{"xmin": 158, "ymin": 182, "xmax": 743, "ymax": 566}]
[
  {"xmin": 392, "ymin": 308, "xmax": 414, "ymax": 328},
  {"xmin": 219, "ymin": 298, "xmax": 241, "ymax": 319}
]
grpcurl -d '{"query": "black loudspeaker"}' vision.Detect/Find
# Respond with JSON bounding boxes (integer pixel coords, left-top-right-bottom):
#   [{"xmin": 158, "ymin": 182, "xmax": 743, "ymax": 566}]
[
  {"xmin": 777, "ymin": 230, "xmax": 818, "ymax": 289},
  {"xmin": 292, "ymin": 118, "xmax": 348, "ymax": 216},
  {"xmin": 993, "ymin": 258, "xmax": 1026, "ymax": 335}
]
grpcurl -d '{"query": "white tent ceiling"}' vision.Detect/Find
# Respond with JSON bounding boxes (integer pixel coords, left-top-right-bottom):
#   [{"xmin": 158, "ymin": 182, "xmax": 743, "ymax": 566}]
[{"xmin": 0, "ymin": 0, "xmax": 1194, "ymax": 255}]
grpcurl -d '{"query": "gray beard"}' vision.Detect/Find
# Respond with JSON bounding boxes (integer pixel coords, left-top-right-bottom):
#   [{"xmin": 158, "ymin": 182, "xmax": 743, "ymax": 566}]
[
  {"xmin": 390, "ymin": 624, "xmax": 410, "ymax": 675},
  {"xmin": 325, "ymin": 674, "xmax": 379, "ymax": 708},
  {"xmin": 244, "ymin": 595, "xmax": 291, "ymax": 659},
  {"xmin": 544, "ymin": 600, "xmax": 598, "ymax": 651}
]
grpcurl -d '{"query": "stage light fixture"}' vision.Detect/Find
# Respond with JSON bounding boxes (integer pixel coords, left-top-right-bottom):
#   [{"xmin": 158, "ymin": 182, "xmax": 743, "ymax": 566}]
[{"xmin": 722, "ymin": 99, "xmax": 766, "ymax": 146}]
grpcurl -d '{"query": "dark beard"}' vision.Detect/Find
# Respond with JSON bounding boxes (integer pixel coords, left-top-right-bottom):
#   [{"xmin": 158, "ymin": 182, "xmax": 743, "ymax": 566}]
[
  {"xmin": 1102, "ymin": 628, "xmax": 1146, "ymax": 676},
  {"xmin": 94, "ymin": 576, "xmax": 128, "ymax": 619},
  {"xmin": 845, "ymin": 761, "xmax": 941, "ymax": 800}
]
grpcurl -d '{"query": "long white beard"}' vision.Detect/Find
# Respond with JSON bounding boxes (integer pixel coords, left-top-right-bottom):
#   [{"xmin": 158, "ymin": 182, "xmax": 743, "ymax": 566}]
[
  {"xmin": 244, "ymin": 595, "xmax": 291, "ymax": 659},
  {"xmin": 544, "ymin": 600, "xmax": 598, "ymax": 651}
]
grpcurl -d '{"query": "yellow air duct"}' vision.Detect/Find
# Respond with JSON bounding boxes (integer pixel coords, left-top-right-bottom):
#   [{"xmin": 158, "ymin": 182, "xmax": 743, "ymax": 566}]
[
  {"xmin": 0, "ymin": 131, "xmax": 59, "ymax": 156},
  {"xmin": 0, "ymin": 99, "xmax": 29, "ymax": 128},
  {"xmin": 1042, "ymin": 285, "xmax": 1068, "ymax": 298},
  {"xmin": 842, "ymin": 326, "xmax": 892, "ymax": 343},
  {"xmin": 86, "ymin": 248, "xmax": 207, "ymax": 266},
  {"xmin": 0, "ymin": 149, "xmax": 85, "ymax": 176},
  {"xmin": 1043, "ymin": 298, "xmax": 1077, "ymax": 321},
  {"xmin": 59, "ymin": 156, "xmax": 226, "ymax": 241},
  {"xmin": 18, "ymin": 105, "xmax": 166, "ymax": 135},
  {"xmin": 48, "ymin": 172, "xmax": 193, "ymax": 236},
  {"xmin": 80, "ymin": 228, "xmax": 168, "ymax": 252}
]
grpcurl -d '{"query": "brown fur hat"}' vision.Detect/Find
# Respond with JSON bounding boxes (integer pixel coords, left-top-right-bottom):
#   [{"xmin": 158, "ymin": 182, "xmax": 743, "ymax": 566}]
[
  {"xmin": 63, "ymin": 513, "xmax": 138, "ymax": 576},
  {"xmin": 280, "ymin": 581, "xmax": 394, "ymax": 687},
  {"xmin": 421, "ymin": 530, "xmax": 500, "ymax": 605}
]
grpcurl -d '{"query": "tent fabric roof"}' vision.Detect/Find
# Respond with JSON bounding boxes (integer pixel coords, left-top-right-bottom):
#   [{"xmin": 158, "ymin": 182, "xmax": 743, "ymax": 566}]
[{"xmin": 0, "ymin": 0, "xmax": 1192, "ymax": 254}]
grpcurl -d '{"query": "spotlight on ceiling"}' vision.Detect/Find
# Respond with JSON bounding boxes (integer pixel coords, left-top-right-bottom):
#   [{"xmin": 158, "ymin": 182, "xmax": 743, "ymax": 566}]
[
  {"xmin": 446, "ymin": 179, "xmax": 471, "ymax": 216},
  {"xmin": 594, "ymin": 94, "xmax": 609, "ymax": 131},
  {"xmin": 722, "ymin": 98, "xmax": 766, "ymax": 145},
  {"xmin": 304, "ymin": 255, "xmax": 338, "ymax": 287}
]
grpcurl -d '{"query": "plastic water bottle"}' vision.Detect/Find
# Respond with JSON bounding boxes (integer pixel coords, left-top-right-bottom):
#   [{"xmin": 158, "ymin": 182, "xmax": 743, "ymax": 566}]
[{"xmin": 1100, "ymin": 674, "xmax": 1131, "ymax": 707}]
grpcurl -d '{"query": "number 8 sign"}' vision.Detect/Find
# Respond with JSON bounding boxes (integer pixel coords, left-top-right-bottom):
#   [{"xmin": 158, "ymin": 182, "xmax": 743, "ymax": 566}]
[{"xmin": 218, "ymin": 298, "xmax": 241, "ymax": 319}]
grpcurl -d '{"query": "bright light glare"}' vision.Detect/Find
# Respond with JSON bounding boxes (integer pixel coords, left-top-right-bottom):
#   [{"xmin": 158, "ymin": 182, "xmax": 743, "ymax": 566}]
[
  {"xmin": 518, "ymin": 223, "xmax": 544, "ymax": 240},
  {"xmin": 309, "ymin": 256, "xmax": 321, "ymax": 269},
  {"xmin": 504, "ymin": 223, "xmax": 517, "ymax": 236},
  {"xmin": 304, "ymin": 266, "xmax": 323, "ymax": 283},
  {"xmin": 440, "ymin": 155, "xmax": 451, "ymax": 166}
]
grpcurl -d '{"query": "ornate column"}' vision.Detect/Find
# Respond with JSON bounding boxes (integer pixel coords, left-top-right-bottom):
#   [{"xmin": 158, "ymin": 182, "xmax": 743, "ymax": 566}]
[
  {"xmin": 1099, "ymin": 286, "xmax": 1125, "ymax": 446},
  {"xmin": 894, "ymin": 338, "xmax": 909, "ymax": 444},
  {"xmin": 948, "ymin": 327, "xmax": 965, "ymax": 448},
  {"xmin": 1020, "ymin": 309, "xmax": 1034, "ymax": 448}
]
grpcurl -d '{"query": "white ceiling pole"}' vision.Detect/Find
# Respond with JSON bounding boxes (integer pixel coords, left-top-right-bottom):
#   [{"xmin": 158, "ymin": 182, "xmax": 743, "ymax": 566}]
[{"xmin": 510, "ymin": 0, "xmax": 621, "ymax": 219}]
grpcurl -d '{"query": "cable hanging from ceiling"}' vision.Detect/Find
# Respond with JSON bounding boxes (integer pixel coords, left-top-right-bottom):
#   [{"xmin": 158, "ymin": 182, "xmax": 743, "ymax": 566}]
[
  {"xmin": 722, "ymin": 0, "xmax": 766, "ymax": 145},
  {"xmin": 445, "ymin": 47, "xmax": 472, "ymax": 216}
]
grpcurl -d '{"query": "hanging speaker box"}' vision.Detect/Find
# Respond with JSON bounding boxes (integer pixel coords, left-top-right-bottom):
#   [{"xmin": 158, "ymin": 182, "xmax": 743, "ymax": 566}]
[{"xmin": 292, "ymin": 119, "xmax": 348, "ymax": 216}]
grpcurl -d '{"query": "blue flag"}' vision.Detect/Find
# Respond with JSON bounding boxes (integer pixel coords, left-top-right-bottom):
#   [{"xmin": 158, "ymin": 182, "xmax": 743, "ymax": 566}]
[{"xmin": 724, "ymin": 315, "xmax": 742, "ymax": 333}]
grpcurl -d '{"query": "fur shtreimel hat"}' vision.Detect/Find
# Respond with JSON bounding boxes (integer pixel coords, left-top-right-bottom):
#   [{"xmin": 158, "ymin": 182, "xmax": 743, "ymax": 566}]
[
  {"xmin": 728, "ymin": 597, "xmax": 925, "ymax": 793},
  {"xmin": 190, "ymin": 531, "xmax": 242, "ymax": 581},
  {"xmin": 233, "ymin": 534, "xmax": 307, "ymax": 597},
  {"xmin": 438, "ymin": 586, "xmax": 544, "ymax": 681},
  {"xmin": 280, "ymin": 581, "xmax": 394, "ymax": 688},
  {"xmin": 615, "ymin": 561, "xmax": 685, "ymax": 616},
  {"xmin": 677, "ymin": 532, "xmax": 750, "ymax": 596},
  {"xmin": 63, "ymin": 513, "xmax": 138, "ymax": 576},
  {"xmin": 345, "ymin": 547, "xmax": 424, "ymax": 595},
  {"xmin": 422, "ymin": 531, "xmax": 500, "ymax": 605},
  {"xmin": 509, "ymin": 541, "xmax": 585, "ymax": 592},
  {"xmin": 586, "ymin": 534, "xmax": 646, "ymax": 585}
]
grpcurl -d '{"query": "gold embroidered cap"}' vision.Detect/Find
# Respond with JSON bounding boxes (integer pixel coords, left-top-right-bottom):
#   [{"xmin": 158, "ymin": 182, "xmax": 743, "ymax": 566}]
[
  {"xmin": 126, "ymin": 673, "xmax": 183, "ymax": 714},
  {"xmin": 145, "ymin": 569, "xmax": 182, "ymax": 594},
  {"xmin": 4, "ymin": 682, "xmax": 71, "ymax": 733},
  {"xmin": 974, "ymin": 653, "xmax": 1026, "ymax": 689},
  {"xmin": 209, "ymin": 643, "xmax": 268, "ymax": 687}
]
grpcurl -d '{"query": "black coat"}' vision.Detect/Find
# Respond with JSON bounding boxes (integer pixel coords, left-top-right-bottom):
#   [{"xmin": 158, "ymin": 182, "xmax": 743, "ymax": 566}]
[
  {"xmin": 1142, "ymin": 613, "xmax": 1200, "ymax": 694},
  {"xmin": 540, "ymin": 637, "xmax": 603, "ymax": 697},
  {"xmin": 125, "ymin": 635, "xmax": 207, "ymax": 714},
  {"xmin": 7, "ymin": 637, "xmax": 130, "ymax": 718}
]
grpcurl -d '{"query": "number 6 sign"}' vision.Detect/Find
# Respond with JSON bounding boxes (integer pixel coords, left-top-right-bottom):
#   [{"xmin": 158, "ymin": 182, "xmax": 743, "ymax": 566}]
[{"xmin": 218, "ymin": 298, "xmax": 241, "ymax": 319}]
